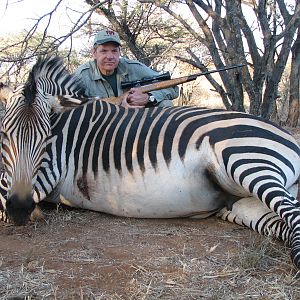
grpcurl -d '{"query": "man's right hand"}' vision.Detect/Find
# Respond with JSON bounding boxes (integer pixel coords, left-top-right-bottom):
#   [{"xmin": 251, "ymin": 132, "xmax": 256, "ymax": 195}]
[
  {"xmin": 120, "ymin": 92, "xmax": 144, "ymax": 108},
  {"xmin": 126, "ymin": 88, "xmax": 149, "ymax": 107}
]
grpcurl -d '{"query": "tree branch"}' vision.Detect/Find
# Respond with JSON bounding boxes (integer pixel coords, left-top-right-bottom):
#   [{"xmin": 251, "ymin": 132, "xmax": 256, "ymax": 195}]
[{"xmin": 0, "ymin": 0, "xmax": 110, "ymax": 63}]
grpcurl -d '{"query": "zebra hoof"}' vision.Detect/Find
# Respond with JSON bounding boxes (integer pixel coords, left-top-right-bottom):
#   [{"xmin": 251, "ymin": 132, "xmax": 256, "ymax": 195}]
[
  {"xmin": 0, "ymin": 210, "xmax": 9, "ymax": 223},
  {"xmin": 291, "ymin": 234, "xmax": 300, "ymax": 269},
  {"xmin": 30, "ymin": 206, "xmax": 44, "ymax": 222}
]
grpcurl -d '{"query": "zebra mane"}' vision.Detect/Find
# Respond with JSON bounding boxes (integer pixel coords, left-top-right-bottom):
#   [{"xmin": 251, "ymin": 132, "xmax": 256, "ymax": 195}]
[{"xmin": 23, "ymin": 56, "xmax": 86, "ymax": 104}]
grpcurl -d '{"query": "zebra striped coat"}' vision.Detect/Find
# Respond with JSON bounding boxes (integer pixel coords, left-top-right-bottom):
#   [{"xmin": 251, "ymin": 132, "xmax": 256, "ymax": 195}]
[{"xmin": 0, "ymin": 57, "xmax": 300, "ymax": 269}]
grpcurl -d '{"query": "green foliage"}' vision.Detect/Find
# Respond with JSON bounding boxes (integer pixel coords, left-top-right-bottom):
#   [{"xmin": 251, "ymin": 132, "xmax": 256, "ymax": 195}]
[{"xmin": 0, "ymin": 32, "xmax": 83, "ymax": 85}]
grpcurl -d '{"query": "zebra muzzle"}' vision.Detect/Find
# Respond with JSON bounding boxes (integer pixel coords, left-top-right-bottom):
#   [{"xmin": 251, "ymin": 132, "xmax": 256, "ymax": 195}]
[{"xmin": 5, "ymin": 194, "xmax": 36, "ymax": 226}]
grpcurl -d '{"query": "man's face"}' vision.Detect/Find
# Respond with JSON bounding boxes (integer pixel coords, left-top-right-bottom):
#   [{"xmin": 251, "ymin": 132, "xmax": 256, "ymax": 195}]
[{"xmin": 93, "ymin": 42, "xmax": 120, "ymax": 75}]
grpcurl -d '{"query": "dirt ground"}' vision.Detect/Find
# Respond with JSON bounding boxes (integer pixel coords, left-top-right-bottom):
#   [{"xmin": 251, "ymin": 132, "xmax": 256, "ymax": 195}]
[{"xmin": 1, "ymin": 128, "xmax": 300, "ymax": 299}]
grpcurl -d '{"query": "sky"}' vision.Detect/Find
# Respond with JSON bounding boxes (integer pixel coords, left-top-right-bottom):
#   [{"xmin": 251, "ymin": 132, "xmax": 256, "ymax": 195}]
[
  {"xmin": 0, "ymin": 0, "xmax": 296, "ymax": 37},
  {"xmin": 0, "ymin": 0, "xmax": 296, "ymax": 55},
  {"xmin": 0, "ymin": 0, "xmax": 89, "ymax": 36}
]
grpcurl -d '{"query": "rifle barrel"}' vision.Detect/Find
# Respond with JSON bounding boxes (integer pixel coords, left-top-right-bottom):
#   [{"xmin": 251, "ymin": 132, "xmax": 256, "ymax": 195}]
[
  {"xmin": 189, "ymin": 64, "xmax": 246, "ymax": 80},
  {"xmin": 86, "ymin": 64, "xmax": 246, "ymax": 106},
  {"xmin": 138, "ymin": 64, "xmax": 246, "ymax": 94}
]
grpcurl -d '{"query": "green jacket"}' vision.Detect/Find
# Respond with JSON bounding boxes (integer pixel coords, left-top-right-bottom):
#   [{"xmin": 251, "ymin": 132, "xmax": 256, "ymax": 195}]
[{"xmin": 75, "ymin": 58, "xmax": 179, "ymax": 107}]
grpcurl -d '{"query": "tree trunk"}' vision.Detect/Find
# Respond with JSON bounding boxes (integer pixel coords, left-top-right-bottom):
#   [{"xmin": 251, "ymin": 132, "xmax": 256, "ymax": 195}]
[{"xmin": 286, "ymin": 27, "xmax": 300, "ymax": 127}]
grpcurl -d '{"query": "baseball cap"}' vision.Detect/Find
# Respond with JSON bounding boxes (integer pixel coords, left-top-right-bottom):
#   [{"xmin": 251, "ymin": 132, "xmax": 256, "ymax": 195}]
[{"xmin": 93, "ymin": 29, "xmax": 121, "ymax": 46}]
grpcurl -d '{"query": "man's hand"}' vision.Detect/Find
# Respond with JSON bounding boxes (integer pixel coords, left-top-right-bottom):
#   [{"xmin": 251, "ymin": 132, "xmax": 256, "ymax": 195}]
[
  {"xmin": 126, "ymin": 88, "xmax": 149, "ymax": 107},
  {"xmin": 120, "ymin": 91, "xmax": 144, "ymax": 108}
]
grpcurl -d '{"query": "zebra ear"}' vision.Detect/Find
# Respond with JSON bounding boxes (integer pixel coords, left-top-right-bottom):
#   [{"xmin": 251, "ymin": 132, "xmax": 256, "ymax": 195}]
[
  {"xmin": 0, "ymin": 83, "xmax": 14, "ymax": 105},
  {"xmin": 58, "ymin": 95, "xmax": 89, "ymax": 107},
  {"xmin": 50, "ymin": 95, "xmax": 90, "ymax": 113}
]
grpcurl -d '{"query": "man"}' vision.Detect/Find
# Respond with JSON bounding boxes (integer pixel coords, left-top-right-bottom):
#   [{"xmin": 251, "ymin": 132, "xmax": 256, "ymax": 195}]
[{"xmin": 75, "ymin": 29, "xmax": 179, "ymax": 108}]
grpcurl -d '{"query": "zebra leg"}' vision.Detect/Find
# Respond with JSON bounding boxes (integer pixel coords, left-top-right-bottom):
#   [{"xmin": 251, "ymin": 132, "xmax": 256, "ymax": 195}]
[
  {"xmin": 218, "ymin": 197, "xmax": 292, "ymax": 244},
  {"xmin": 0, "ymin": 198, "xmax": 8, "ymax": 223},
  {"xmin": 205, "ymin": 137, "xmax": 300, "ymax": 267},
  {"xmin": 0, "ymin": 172, "xmax": 9, "ymax": 223},
  {"xmin": 244, "ymin": 179, "xmax": 300, "ymax": 268}
]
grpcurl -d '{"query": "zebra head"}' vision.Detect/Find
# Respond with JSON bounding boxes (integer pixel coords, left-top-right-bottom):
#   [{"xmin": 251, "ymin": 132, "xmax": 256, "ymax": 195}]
[{"xmin": 0, "ymin": 56, "xmax": 87, "ymax": 225}]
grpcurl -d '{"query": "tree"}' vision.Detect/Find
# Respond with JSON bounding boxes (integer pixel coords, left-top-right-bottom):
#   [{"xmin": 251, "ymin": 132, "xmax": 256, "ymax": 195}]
[
  {"xmin": 286, "ymin": 26, "xmax": 300, "ymax": 126},
  {"xmin": 0, "ymin": 0, "xmax": 110, "ymax": 83},
  {"xmin": 83, "ymin": 0, "xmax": 198, "ymax": 70},
  {"xmin": 0, "ymin": 32, "xmax": 84, "ymax": 85},
  {"xmin": 0, "ymin": 32, "xmax": 58, "ymax": 85},
  {"xmin": 140, "ymin": 0, "xmax": 300, "ymax": 119}
]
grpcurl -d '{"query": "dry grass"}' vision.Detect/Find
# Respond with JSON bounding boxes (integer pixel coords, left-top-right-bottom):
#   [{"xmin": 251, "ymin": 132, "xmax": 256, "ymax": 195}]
[
  {"xmin": 124, "ymin": 239, "xmax": 300, "ymax": 299},
  {"xmin": 1, "ymin": 204, "xmax": 300, "ymax": 299}
]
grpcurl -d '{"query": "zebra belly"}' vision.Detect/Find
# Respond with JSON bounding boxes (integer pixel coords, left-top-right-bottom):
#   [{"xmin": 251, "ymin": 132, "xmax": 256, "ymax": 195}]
[
  {"xmin": 62, "ymin": 177, "xmax": 226, "ymax": 218},
  {"xmin": 59, "ymin": 151, "xmax": 235, "ymax": 218}
]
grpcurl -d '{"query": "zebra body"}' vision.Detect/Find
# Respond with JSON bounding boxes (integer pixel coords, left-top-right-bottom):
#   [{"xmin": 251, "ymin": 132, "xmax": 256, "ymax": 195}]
[
  {"xmin": 0, "ymin": 57, "xmax": 300, "ymax": 268},
  {"xmin": 34, "ymin": 102, "xmax": 299, "ymax": 220},
  {"xmin": 38, "ymin": 104, "xmax": 248, "ymax": 218}
]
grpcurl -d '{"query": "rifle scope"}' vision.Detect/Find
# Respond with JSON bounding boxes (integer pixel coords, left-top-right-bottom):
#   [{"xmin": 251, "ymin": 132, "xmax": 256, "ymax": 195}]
[{"xmin": 121, "ymin": 72, "xmax": 171, "ymax": 90}]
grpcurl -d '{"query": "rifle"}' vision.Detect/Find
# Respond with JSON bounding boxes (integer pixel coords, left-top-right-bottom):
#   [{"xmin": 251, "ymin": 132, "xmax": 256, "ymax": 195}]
[
  {"xmin": 89, "ymin": 64, "xmax": 246, "ymax": 106},
  {"xmin": 121, "ymin": 72, "xmax": 171, "ymax": 90}
]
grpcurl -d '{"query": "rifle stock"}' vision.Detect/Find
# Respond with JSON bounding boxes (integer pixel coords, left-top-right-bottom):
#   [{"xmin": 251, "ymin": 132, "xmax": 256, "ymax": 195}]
[{"xmin": 93, "ymin": 64, "xmax": 246, "ymax": 106}]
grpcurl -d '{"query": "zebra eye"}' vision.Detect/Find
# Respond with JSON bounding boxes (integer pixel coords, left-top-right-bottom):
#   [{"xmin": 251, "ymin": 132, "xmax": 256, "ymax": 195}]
[
  {"xmin": 0, "ymin": 132, "xmax": 10, "ymax": 148},
  {"xmin": 0, "ymin": 131, "xmax": 8, "ymax": 142}
]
